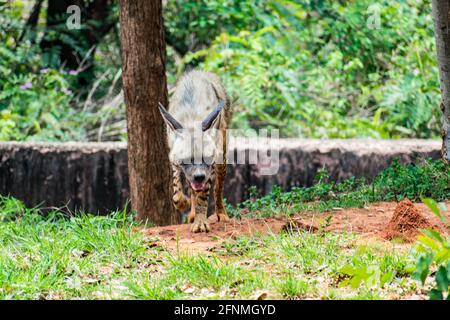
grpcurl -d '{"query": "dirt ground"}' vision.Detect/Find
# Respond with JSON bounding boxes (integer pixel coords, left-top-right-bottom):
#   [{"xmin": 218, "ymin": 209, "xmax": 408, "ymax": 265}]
[{"xmin": 141, "ymin": 201, "xmax": 450, "ymax": 254}]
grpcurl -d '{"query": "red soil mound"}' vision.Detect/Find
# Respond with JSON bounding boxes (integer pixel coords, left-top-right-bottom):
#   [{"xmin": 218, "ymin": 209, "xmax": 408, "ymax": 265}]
[{"xmin": 382, "ymin": 198, "xmax": 433, "ymax": 242}]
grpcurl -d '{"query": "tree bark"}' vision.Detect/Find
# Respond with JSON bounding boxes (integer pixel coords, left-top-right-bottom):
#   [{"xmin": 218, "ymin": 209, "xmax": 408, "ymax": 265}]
[
  {"xmin": 432, "ymin": 0, "xmax": 450, "ymax": 162},
  {"xmin": 119, "ymin": 0, "xmax": 178, "ymax": 225}
]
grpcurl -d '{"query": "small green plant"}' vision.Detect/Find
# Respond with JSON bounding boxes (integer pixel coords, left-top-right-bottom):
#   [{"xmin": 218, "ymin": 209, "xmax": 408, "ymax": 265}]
[
  {"xmin": 215, "ymin": 237, "xmax": 262, "ymax": 256},
  {"xmin": 125, "ymin": 280, "xmax": 181, "ymax": 300},
  {"xmin": 276, "ymin": 273, "xmax": 310, "ymax": 299},
  {"xmin": 339, "ymin": 264, "xmax": 395, "ymax": 289},
  {"xmin": 413, "ymin": 198, "xmax": 450, "ymax": 300}
]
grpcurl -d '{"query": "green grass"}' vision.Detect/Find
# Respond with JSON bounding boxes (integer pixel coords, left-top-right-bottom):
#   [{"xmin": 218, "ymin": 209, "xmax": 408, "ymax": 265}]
[
  {"xmin": 0, "ymin": 159, "xmax": 447, "ymax": 299},
  {"xmin": 123, "ymin": 230, "xmax": 420, "ymax": 300},
  {"xmin": 276, "ymin": 273, "xmax": 311, "ymax": 299},
  {"xmin": 0, "ymin": 197, "xmax": 157, "ymax": 299},
  {"xmin": 0, "ymin": 197, "xmax": 421, "ymax": 299}
]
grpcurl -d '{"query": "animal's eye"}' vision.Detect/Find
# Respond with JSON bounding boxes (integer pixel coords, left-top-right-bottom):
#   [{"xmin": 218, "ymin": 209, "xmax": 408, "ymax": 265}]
[
  {"xmin": 203, "ymin": 155, "xmax": 214, "ymax": 165},
  {"xmin": 180, "ymin": 157, "xmax": 193, "ymax": 165}
]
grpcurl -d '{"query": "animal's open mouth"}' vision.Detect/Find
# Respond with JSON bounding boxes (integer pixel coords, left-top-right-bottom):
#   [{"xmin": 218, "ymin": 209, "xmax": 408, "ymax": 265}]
[{"xmin": 190, "ymin": 182, "xmax": 206, "ymax": 191}]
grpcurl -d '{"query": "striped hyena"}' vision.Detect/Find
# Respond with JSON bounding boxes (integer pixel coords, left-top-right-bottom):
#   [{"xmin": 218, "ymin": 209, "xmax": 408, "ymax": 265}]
[{"xmin": 158, "ymin": 70, "xmax": 232, "ymax": 232}]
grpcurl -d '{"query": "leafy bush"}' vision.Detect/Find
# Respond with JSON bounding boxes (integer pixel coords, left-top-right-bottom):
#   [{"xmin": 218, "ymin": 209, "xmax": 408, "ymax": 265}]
[
  {"xmin": 376, "ymin": 159, "xmax": 450, "ymax": 202},
  {"xmin": 182, "ymin": 0, "xmax": 441, "ymax": 138},
  {"xmin": 164, "ymin": 0, "xmax": 265, "ymax": 55},
  {"xmin": 234, "ymin": 159, "xmax": 449, "ymax": 217},
  {"xmin": 0, "ymin": 1, "xmax": 124, "ymax": 142},
  {"xmin": 0, "ymin": 2, "xmax": 87, "ymax": 141},
  {"xmin": 0, "ymin": 68, "xmax": 85, "ymax": 141},
  {"xmin": 0, "ymin": 0, "xmax": 445, "ymax": 141}
]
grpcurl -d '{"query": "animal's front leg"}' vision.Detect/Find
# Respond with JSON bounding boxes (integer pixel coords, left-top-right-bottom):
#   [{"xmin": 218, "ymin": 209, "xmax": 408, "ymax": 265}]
[
  {"xmin": 214, "ymin": 163, "xmax": 229, "ymax": 222},
  {"xmin": 172, "ymin": 164, "xmax": 190, "ymax": 212},
  {"xmin": 188, "ymin": 193, "xmax": 196, "ymax": 223},
  {"xmin": 190, "ymin": 183, "xmax": 211, "ymax": 233}
]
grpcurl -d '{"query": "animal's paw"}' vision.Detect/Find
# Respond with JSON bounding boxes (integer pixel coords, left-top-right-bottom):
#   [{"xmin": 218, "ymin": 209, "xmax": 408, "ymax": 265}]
[
  {"xmin": 188, "ymin": 210, "xmax": 195, "ymax": 223},
  {"xmin": 216, "ymin": 213, "xmax": 230, "ymax": 222},
  {"xmin": 191, "ymin": 215, "xmax": 211, "ymax": 233},
  {"xmin": 216, "ymin": 209, "xmax": 230, "ymax": 222}
]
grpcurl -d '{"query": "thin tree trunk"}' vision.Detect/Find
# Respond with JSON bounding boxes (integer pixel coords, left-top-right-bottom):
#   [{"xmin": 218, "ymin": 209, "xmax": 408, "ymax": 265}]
[
  {"xmin": 119, "ymin": 0, "xmax": 178, "ymax": 225},
  {"xmin": 432, "ymin": 0, "xmax": 450, "ymax": 162},
  {"xmin": 18, "ymin": 0, "xmax": 44, "ymax": 44}
]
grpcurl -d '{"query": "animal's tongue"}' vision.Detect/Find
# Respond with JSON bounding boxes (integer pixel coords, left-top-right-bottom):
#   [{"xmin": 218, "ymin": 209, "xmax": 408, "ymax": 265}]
[{"xmin": 191, "ymin": 182, "xmax": 205, "ymax": 191}]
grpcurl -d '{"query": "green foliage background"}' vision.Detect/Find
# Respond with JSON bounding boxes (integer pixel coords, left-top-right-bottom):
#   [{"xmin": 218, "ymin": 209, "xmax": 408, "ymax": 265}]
[
  {"xmin": 0, "ymin": 0, "xmax": 443, "ymax": 141},
  {"xmin": 178, "ymin": 0, "xmax": 441, "ymax": 138}
]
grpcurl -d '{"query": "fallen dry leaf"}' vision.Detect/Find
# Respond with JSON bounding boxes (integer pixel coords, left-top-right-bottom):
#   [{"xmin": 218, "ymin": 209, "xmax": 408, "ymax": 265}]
[
  {"xmin": 180, "ymin": 283, "xmax": 195, "ymax": 294},
  {"xmin": 252, "ymin": 290, "xmax": 268, "ymax": 300}
]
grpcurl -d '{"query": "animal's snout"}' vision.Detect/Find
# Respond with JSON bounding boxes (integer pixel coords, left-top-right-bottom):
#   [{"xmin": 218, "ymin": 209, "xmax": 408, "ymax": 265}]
[{"xmin": 193, "ymin": 173, "xmax": 206, "ymax": 183}]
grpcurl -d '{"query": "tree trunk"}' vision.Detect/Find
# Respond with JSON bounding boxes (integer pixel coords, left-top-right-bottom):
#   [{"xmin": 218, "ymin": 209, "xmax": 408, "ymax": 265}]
[
  {"xmin": 432, "ymin": 0, "xmax": 450, "ymax": 162},
  {"xmin": 119, "ymin": 0, "xmax": 178, "ymax": 225}
]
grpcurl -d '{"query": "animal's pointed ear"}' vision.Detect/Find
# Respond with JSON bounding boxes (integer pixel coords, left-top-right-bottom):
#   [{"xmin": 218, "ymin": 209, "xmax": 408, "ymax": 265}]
[
  {"xmin": 202, "ymin": 100, "xmax": 225, "ymax": 131},
  {"xmin": 158, "ymin": 102, "xmax": 183, "ymax": 131}
]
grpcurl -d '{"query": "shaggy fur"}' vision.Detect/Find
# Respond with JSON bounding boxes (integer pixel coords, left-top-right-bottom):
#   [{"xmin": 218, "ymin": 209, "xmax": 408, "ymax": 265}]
[{"xmin": 161, "ymin": 70, "xmax": 232, "ymax": 232}]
